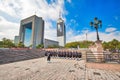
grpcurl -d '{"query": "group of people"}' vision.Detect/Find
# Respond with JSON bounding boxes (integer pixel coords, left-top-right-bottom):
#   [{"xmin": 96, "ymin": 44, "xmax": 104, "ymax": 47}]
[{"xmin": 45, "ymin": 49, "xmax": 82, "ymax": 61}]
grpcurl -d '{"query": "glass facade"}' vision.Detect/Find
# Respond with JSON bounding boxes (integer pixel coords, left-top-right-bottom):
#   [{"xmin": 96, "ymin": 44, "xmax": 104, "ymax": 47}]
[{"xmin": 23, "ymin": 22, "xmax": 32, "ymax": 46}]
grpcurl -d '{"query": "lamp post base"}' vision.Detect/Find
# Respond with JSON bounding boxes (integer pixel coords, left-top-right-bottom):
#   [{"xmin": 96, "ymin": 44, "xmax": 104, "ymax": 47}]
[{"xmin": 89, "ymin": 40, "xmax": 105, "ymax": 62}]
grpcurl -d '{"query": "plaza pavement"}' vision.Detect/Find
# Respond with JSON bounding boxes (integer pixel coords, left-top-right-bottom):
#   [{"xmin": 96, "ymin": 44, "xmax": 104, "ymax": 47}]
[{"xmin": 0, "ymin": 57, "xmax": 120, "ymax": 80}]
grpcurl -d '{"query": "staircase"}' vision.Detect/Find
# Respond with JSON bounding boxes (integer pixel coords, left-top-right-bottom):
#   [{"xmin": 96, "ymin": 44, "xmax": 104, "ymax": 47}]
[{"xmin": 0, "ymin": 49, "xmax": 45, "ymax": 64}]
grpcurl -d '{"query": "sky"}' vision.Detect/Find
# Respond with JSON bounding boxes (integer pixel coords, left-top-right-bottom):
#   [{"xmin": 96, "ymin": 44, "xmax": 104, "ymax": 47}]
[{"xmin": 0, "ymin": 0, "xmax": 120, "ymax": 43}]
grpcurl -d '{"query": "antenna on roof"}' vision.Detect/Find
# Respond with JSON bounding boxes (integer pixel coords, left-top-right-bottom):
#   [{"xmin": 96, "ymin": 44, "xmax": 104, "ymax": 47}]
[
  {"xmin": 59, "ymin": 10, "xmax": 62, "ymax": 18},
  {"xmin": 34, "ymin": 10, "xmax": 37, "ymax": 15},
  {"xmin": 35, "ymin": 11, "xmax": 36, "ymax": 15}
]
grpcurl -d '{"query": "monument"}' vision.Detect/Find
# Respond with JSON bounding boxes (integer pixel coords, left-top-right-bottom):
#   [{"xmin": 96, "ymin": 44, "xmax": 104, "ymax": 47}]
[
  {"xmin": 89, "ymin": 17, "xmax": 104, "ymax": 62},
  {"xmin": 57, "ymin": 14, "xmax": 66, "ymax": 47},
  {"xmin": 19, "ymin": 15, "xmax": 44, "ymax": 48}
]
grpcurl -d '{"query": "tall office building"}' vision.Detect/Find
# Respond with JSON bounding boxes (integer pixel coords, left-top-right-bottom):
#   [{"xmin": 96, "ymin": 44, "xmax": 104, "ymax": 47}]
[
  {"xmin": 19, "ymin": 15, "xmax": 44, "ymax": 48},
  {"xmin": 57, "ymin": 17, "xmax": 66, "ymax": 47}
]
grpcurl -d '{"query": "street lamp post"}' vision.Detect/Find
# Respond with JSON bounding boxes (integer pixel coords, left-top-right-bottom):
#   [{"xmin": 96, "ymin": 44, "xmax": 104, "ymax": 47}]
[
  {"xmin": 86, "ymin": 33, "xmax": 87, "ymax": 41},
  {"xmin": 89, "ymin": 17, "xmax": 104, "ymax": 62},
  {"xmin": 90, "ymin": 17, "xmax": 102, "ymax": 41}
]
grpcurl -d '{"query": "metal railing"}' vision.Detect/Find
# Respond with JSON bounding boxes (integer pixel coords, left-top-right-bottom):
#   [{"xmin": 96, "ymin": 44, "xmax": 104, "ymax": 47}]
[{"xmin": 86, "ymin": 53, "xmax": 120, "ymax": 63}]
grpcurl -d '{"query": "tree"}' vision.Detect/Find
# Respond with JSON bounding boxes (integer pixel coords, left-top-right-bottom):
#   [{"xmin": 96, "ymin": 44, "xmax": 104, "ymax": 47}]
[
  {"xmin": 102, "ymin": 41, "xmax": 109, "ymax": 50},
  {"xmin": 111, "ymin": 39, "xmax": 119, "ymax": 49},
  {"xmin": 0, "ymin": 41, "xmax": 3, "ymax": 47},
  {"xmin": 102, "ymin": 39, "xmax": 120, "ymax": 51},
  {"xmin": 65, "ymin": 41, "xmax": 93, "ymax": 48},
  {"xmin": 17, "ymin": 42, "xmax": 25, "ymax": 48},
  {"xmin": 36, "ymin": 44, "xmax": 44, "ymax": 48},
  {"xmin": 47, "ymin": 45, "xmax": 59, "ymax": 48},
  {"xmin": 2, "ymin": 38, "xmax": 15, "ymax": 48},
  {"xmin": 118, "ymin": 43, "xmax": 120, "ymax": 49}
]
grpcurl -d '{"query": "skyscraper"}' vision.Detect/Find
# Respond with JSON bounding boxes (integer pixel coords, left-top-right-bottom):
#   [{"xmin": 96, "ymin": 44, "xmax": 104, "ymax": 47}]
[
  {"xmin": 57, "ymin": 17, "xmax": 66, "ymax": 47},
  {"xmin": 19, "ymin": 15, "xmax": 44, "ymax": 48}
]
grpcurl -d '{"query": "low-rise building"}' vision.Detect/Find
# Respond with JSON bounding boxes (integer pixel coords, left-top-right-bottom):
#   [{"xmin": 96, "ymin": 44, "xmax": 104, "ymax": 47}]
[{"xmin": 44, "ymin": 39, "xmax": 59, "ymax": 48}]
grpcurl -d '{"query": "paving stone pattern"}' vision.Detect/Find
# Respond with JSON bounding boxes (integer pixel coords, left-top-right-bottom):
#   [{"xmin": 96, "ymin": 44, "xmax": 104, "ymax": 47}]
[{"xmin": 0, "ymin": 57, "xmax": 120, "ymax": 80}]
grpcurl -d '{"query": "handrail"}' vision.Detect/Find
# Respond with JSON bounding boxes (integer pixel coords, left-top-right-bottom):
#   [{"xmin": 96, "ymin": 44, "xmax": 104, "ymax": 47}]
[{"xmin": 86, "ymin": 53, "xmax": 120, "ymax": 63}]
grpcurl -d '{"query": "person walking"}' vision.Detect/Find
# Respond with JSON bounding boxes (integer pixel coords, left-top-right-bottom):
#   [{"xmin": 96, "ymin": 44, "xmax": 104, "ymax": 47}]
[{"xmin": 47, "ymin": 53, "xmax": 51, "ymax": 62}]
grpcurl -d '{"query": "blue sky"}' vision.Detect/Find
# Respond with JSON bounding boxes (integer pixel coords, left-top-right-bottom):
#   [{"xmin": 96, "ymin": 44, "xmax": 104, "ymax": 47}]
[
  {"xmin": 0, "ymin": 0, "xmax": 120, "ymax": 43},
  {"xmin": 65, "ymin": 0, "xmax": 120, "ymax": 33}
]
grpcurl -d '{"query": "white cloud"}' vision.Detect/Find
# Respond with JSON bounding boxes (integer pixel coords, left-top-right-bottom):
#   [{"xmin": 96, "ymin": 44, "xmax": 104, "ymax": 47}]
[
  {"xmin": 44, "ymin": 21, "xmax": 57, "ymax": 41},
  {"xmin": 0, "ymin": 0, "xmax": 119, "ymax": 43},
  {"xmin": 66, "ymin": 29, "xmax": 120, "ymax": 43},
  {"xmin": 0, "ymin": 16, "xmax": 19, "ymax": 40},
  {"xmin": 0, "ymin": 0, "xmax": 66, "ymax": 41},
  {"xmin": 0, "ymin": 0, "xmax": 66, "ymax": 21},
  {"xmin": 81, "ymin": 29, "xmax": 89, "ymax": 34},
  {"xmin": 0, "ymin": 0, "xmax": 22, "ymax": 18},
  {"xmin": 66, "ymin": 30, "xmax": 95, "ymax": 43},
  {"xmin": 67, "ymin": 0, "xmax": 71, "ymax": 3},
  {"xmin": 105, "ymin": 27, "xmax": 116, "ymax": 32},
  {"xmin": 100, "ymin": 31, "xmax": 120, "ymax": 42},
  {"xmin": 70, "ymin": 19, "xmax": 76, "ymax": 23},
  {"xmin": 114, "ymin": 16, "xmax": 119, "ymax": 20}
]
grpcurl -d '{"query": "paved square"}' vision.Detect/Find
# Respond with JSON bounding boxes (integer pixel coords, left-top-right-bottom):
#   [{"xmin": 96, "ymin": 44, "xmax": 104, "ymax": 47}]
[{"xmin": 0, "ymin": 57, "xmax": 120, "ymax": 80}]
